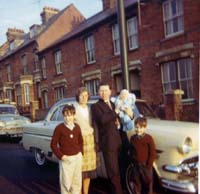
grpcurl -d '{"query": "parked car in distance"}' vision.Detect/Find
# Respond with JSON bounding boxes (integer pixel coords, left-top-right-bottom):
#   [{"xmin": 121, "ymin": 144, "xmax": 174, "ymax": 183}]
[
  {"xmin": 22, "ymin": 97, "xmax": 198, "ymax": 194},
  {"xmin": 0, "ymin": 104, "xmax": 31, "ymax": 137}
]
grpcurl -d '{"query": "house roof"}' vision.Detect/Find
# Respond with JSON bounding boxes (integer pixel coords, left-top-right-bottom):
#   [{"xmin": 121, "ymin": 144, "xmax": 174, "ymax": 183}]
[
  {"xmin": 0, "ymin": 3, "xmax": 84, "ymax": 61},
  {"xmin": 39, "ymin": 0, "xmax": 137, "ymax": 53}
]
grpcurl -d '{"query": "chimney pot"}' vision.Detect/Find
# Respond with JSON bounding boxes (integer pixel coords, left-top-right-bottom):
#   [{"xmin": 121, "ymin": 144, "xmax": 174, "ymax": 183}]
[
  {"xmin": 40, "ymin": 6, "xmax": 60, "ymax": 24},
  {"xmin": 102, "ymin": 0, "xmax": 117, "ymax": 10}
]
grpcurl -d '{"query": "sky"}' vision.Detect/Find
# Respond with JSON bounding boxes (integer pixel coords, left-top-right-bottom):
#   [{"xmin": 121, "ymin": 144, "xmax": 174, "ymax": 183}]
[{"xmin": 0, "ymin": 0, "xmax": 102, "ymax": 45}]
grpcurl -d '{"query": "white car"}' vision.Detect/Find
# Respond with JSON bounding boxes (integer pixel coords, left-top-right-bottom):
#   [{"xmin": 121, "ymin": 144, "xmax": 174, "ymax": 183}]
[
  {"xmin": 0, "ymin": 104, "xmax": 31, "ymax": 137},
  {"xmin": 22, "ymin": 97, "xmax": 198, "ymax": 194}
]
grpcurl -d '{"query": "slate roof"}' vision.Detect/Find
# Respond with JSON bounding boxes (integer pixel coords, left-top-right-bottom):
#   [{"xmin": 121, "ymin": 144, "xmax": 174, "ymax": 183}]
[
  {"xmin": 39, "ymin": 0, "xmax": 137, "ymax": 53},
  {"xmin": 0, "ymin": 3, "xmax": 84, "ymax": 61}
]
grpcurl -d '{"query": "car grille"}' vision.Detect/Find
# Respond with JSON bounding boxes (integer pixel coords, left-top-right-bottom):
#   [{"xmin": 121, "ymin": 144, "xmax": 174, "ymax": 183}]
[{"xmin": 178, "ymin": 156, "xmax": 198, "ymax": 178}]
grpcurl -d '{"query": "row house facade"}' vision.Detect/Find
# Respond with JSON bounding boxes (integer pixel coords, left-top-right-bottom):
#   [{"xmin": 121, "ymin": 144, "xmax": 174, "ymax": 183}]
[
  {"xmin": 0, "ymin": 0, "xmax": 199, "ymax": 122},
  {"xmin": 37, "ymin": 0, "xmax": 199, "ymax": 122},
  {"xmin": 0, "ymin": 4, "xmax": 85, "ymax": 116}
]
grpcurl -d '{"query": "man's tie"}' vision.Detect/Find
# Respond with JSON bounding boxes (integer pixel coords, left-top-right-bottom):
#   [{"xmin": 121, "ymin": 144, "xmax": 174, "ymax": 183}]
[{"xmin": 106, "ymin": 101, "xmax": 112, "ymax": 109}]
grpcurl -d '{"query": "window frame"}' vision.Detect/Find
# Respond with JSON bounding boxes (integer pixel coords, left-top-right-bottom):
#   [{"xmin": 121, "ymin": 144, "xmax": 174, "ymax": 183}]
[
  {"xmin": 24, "ymin": 84, "xmax": 30, "ymax": 105},
  {"xmin": 54, "ymin": 50, "xmax": 62, "ymax": 75},
  {"xmin": 21, "ymin": 54, "xmax": 28, "ymax": 75},
  {"xmin": 161, "ymin": 58, "xmax": 194, "ymax": 101},
  {"xmin": 163, "ymin": 0, "xmax": 184, "ymax": 38},
  {"xmin": 16, "ymin": 85, "xmax": 22, "ymax": 106},
  {"xmin": 55, "ymin": 86, "xmax": 65, "ymax": 101},
  {"xmin": 41, "ymin": 57, "xmax": 47, "ymax": 79},
  {"xmin": 84, "ymin": 79, "xmax": 99, "ymax": 96},
  {"xmin": 6, "ymin": 64, "xmax": 11, "ymax": 82},
  {"xmin": 112, "ymin": 23, "xmax": 120, "ymax": 55},
  {"xmin": 127, "ymin": 17, "xmax": 138, "ymax": 50},
  {"xmin": 85, "ymin": 35, "xmax": 96, "ymax": 64}
]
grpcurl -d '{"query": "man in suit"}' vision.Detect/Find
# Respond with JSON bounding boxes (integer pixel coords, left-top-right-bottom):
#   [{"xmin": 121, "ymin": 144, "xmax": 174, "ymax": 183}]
[{"xmin": 91, "ymin": 83, "xmax": 124, "ymax": 194}]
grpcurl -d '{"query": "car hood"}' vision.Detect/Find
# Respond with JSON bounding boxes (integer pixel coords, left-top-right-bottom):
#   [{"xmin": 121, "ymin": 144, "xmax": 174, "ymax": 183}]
[
  {"xmin": 148, "ymin": 119, "xmax": 198, "ymax": 150},
  {"xmin": 0, "ymin": 114, "xmax": 30, "ymax": 122}
]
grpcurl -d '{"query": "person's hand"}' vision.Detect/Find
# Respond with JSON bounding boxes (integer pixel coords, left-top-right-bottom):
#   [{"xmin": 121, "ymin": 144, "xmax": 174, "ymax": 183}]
[
  {"xmin": 115, "ymin": 118, "xmax": 121, "ymax": 129},
  {"xmin": 124, "ymin": 107, "xmax": 134, "ymax": 119},
  {"xmin": 61, "ymin": 155, "xmax": 68, "ymax": 161}
]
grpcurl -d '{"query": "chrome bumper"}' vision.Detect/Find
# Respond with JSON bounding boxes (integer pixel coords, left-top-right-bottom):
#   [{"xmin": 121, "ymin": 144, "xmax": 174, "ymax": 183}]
[
  {"xmin": 161, "ymin": 178, "xmax": 197, "ymax": 193},
  {"xmin": 161, "ymin": 155, "xmax": 198, "ymax": 193}
]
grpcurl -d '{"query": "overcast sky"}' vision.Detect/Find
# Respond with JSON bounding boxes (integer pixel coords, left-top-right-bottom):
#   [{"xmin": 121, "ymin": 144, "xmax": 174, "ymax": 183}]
[{"xmin": 0, "ymin": 0, "xmax": 102, "ymax": 45}]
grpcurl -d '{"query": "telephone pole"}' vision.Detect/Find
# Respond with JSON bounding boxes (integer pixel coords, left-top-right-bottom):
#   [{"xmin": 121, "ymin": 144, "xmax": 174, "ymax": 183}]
[{"xmin": 117, "ymin": 0, "xmax": 130, "ymax": 90}]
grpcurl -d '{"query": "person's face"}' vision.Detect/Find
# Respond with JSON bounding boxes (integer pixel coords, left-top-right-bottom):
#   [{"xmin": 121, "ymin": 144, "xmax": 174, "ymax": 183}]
[
  {"xmin": 79, "ymin": 91, "xmax": 89, "ymax": 106},
  {"xmin": 63, "ymin": 112, "xmax": 75, "ymax": 125},
  {"xmin": 99, "ymin": 85, "xmax": 111, "ymax": 102},
  {"xmin": 135, "ymin": 124, "xmax": 146, "ymax": 136}
]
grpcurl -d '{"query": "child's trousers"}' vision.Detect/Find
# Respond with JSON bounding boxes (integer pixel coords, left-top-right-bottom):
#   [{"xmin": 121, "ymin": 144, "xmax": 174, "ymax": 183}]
[{"xmin": 59, "ymin": 152, "xmax": 82, "ymax": 194}]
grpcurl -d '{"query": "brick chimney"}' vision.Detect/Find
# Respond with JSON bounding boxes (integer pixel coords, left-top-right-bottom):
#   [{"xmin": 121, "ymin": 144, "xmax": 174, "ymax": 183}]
[
  {"xmin": 102, "ymin": 0, "xmax": 117, "ymax": 10},
  {"xmin": 40, "ymin": 6, "xmax": 60, "ymax": 24},
  {"xmin": 6, "ymin": 28, "xmax": 24, "ymax": 42}
]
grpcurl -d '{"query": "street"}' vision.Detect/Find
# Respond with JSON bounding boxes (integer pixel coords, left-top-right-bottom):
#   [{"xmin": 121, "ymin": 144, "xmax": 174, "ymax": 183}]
[{"xmin": 0, "ymin": 137, "xmax": 182, "ymax": 194}]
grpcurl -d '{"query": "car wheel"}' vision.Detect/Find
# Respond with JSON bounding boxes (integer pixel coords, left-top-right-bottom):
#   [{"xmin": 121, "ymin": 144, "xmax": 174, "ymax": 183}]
[
  {"xmin": 125, "ymin": 163, "xmax": 137, "ymax": 194},
  {"xmin": 34, "ymin": 148, "xmax": 46, "ymax": 166}
]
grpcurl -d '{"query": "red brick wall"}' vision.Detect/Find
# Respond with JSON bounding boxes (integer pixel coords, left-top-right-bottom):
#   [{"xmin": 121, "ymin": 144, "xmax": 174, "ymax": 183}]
[{"xmin": 38, "ymin": 1, "xmax": 199, "ymax": 122}]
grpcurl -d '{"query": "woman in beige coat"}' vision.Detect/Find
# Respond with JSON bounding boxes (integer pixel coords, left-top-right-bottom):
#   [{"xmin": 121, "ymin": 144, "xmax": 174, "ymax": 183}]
[{"xmin": 74, "ymin": 87, "xmax": 97, "ymax": 194}]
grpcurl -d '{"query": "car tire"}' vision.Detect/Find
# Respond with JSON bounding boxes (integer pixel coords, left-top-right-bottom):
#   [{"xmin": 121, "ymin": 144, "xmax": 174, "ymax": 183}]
[
  {"xmin": 125, "ymin": 163, "xmax": 137, "ymax": 194},
  {"xmin": 34, "ymin": 148, "xmax": 46, "ymax": 166}
]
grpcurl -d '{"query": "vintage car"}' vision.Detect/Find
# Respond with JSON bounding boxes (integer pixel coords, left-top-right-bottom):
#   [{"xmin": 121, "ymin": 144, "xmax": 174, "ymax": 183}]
[
  {"xmin": 0, "ymin": 104, "xmax": 31, "ymax": 137},
  {"xmin": 22, "ymin": 97, "xmax": 198, "ymax": 194}
]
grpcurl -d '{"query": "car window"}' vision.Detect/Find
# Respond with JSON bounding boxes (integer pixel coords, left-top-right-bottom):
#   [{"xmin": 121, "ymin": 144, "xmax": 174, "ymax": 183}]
[
  {"xmin": 50, "ymin": 105, "xmax": 65, "ymax": 121},
  {"xmin": 50, "ymin": 107, "xmax": 60, "ymax": 121},
  {"xmin": 135, "ymin": 102, "xmax": 157, "ymax": 118},
  {"xmin": 0, "ymin": 106, "xmax": 18, "ymax": 114},
  {"xmin": 57, "ymin": 105, "xmax": 65, "ymax": 121}
]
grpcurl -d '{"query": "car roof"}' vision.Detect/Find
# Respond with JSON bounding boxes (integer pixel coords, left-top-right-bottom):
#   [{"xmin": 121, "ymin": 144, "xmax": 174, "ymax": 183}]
[{"xmin": 0, "ymin": 104, "xmax": 16, "ymax": 108}]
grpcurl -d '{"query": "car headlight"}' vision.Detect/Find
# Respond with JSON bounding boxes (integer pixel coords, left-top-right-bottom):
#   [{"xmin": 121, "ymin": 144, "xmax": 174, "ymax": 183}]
[
  {"xmin": 178, "ymin": 137, "xmax": 192, "ymax": 154},
  {"xmin": 0, "ymin": 121, "xmax": 6, "ymax": 127}
]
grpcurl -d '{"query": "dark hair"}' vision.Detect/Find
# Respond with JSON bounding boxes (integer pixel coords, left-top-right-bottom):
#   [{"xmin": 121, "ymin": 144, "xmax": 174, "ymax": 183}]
[
  {"xmin": 75, "ymin": 87, "xmax": 90, "ymax": 102},
  {"xmin": 62, "ymin": 104, "xmax": 76, "ymax": 115},
  {"xmin": 134, "ymin": 116, "xmax": 147, "ymax": 128},
  {"xmin": 98, "ymin": 82, "xmax": 111, "ymax": 90}
]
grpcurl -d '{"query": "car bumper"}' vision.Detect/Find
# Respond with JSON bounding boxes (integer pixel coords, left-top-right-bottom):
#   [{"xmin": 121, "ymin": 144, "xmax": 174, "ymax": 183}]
[
  {"xmin": 161, "ymin": 178, "xmax": 197, "ymax": 193},
  {"xmin": 0, "ymin": 128, "xmax": 23, "ymax": 137}
]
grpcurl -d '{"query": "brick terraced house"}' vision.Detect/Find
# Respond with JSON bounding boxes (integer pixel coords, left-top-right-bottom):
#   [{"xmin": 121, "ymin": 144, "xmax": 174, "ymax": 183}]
[
  {"xmin": 0, "ymin": 4, "xmax": 85, "ymax": 118},
  {"xmin": 0, "ymin": 0, "xmax": 199, "ymax": 122}
]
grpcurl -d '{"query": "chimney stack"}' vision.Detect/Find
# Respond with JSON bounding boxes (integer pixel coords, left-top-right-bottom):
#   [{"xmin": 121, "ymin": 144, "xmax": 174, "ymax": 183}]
[
  {"xmin": 40, "ymin": 6, "xmax": 60, "ymax": 24},
  {"xmin": 6, "ymin": 28, "xmax": 24, "ymax": 42},
  {"xmin": 102, "ymin": 0, "xmax": 117, "ymax": 10}
]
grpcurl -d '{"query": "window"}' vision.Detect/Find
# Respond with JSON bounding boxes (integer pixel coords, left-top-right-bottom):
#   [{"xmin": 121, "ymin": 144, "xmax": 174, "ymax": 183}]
[
  {"xmin": 55, "ymin": 86, "xmax": 65, "ymax": 101},
  {"xmin": 41, "ymin": 57, "xmax": 47, "ymax": 79},
  {"xmin": 0, "ymin": 91, "xmax": 3, "ymax": 101},
  {"xmin": 6, "ymin": 89, "xmax": 13, "ymax": 102},
  {"xmin": 54, "ymin": 50, "xmax": 62, "ymax": 74},
  {"xmin": 51, "ymin": 106, "xmax": 64, "ymax": 121},
  {"xmin": 85, "ymin": 35, "xmax": 95, "ymax": 64},
  {"xmin": 34, "ymin": 53, "xmax": 39, "ymax": 71},
  {"xmin": 85, "ymin": 79, "xmax": 99, "ymax": 96},
  {"xmin": 42, "ymin": 90, "xmax": 48, "ymax": 109},
  {"xmin": 112, "ymin": 24, "xmax": 120, "ymax": 55},
  {"xmin": 161, "ymin": 58, "xmax": 193, "ymax": 100},
  {"xmin": 24, "ymin": 84, "xmax": 30, "ymax": 104},
  {"xmin": 163, "ymin": 0, "xmax": 184, "ymax": 37},
  {"xmin": 21, "ymin": 54, "xmax": 28, "ymax": 75},
  {"xmin": 114, "ymin": 74, "xmax": 123, "ymax": 94},
  {"xmin": 127, "ymin": 17, "xmax": 138, "ymax": 50},
  {"xmin": 6, "ymin": 64, "xmax": 11, "ymax": 81},
  {"xmin": 16, "ymin": 86, "xmax": 22, "ymax": 106}
]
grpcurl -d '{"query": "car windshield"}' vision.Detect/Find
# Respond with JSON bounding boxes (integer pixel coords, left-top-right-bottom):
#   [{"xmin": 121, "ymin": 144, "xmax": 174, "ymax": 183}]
[
  {"xmin": 0, "ymin": 106, "xmax": 18, "ymax": 114},
  {"xmin": 135, "ymin": 101, "xmax": 157, "ymax": 118}
]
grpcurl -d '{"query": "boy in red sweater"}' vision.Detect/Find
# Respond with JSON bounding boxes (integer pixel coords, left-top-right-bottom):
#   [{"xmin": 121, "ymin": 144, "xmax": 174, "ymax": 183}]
[
  {"xmin": 51, "ymin": 104, "xmax": 83, "ymax": 194},
  {"xmin": 130, "ymin": 117, "xmax": 156, "ymax": 194}
]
